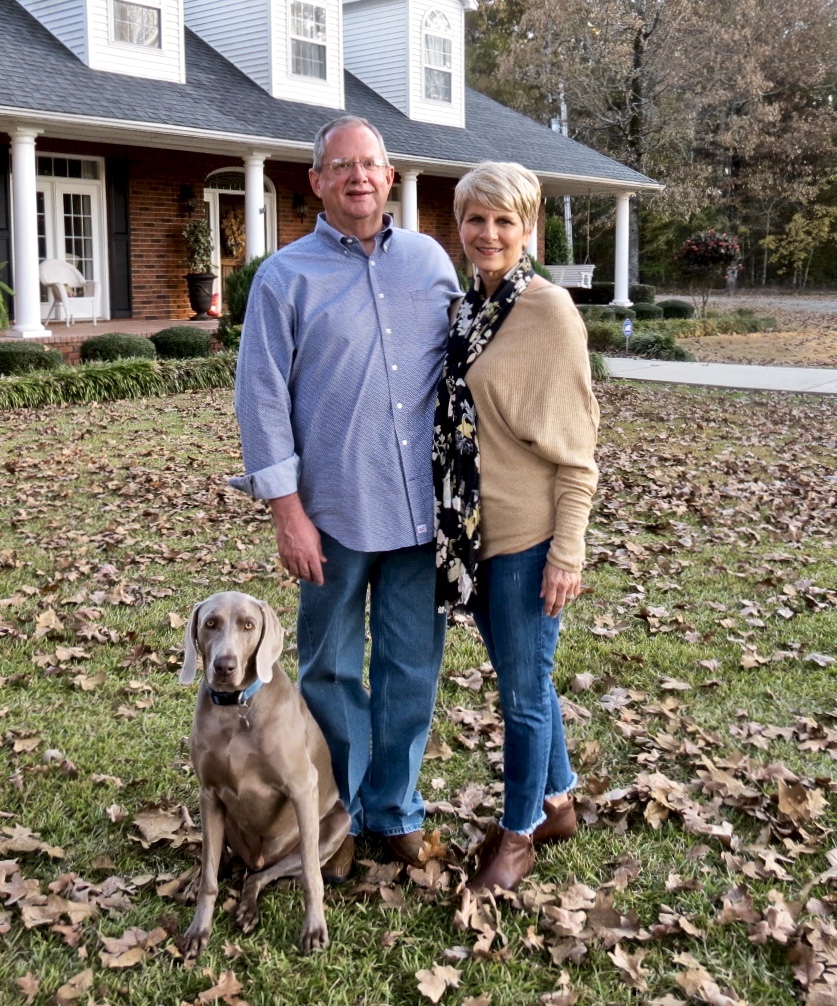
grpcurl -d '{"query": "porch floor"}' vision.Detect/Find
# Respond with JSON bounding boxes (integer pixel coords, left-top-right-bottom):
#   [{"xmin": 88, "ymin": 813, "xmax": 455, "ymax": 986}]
[{"xmin": 33, "ymin": 316, "xmax": 219, "ymax": 340}]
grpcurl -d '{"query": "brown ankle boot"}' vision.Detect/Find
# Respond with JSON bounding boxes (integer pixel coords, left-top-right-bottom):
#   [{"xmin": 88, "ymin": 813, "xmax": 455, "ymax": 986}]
[
  {"xmin": 466, "ymin": 824, "xmax": 535, "ymax": 895},
  {"xmin": 532, "ymin": 799, "xmax": 577, "ymax": 844}
]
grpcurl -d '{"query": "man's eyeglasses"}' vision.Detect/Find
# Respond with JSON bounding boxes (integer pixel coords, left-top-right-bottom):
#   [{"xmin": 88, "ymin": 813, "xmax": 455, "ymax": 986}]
[{"xmin": 320, "ymin": 158, "xmax": 390, "ymax": 176}]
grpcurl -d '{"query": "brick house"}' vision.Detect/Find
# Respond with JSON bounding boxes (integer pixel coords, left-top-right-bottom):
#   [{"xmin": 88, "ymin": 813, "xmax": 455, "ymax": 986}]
[{"xmin": 0, "ymin": 0, "xmax": 660, "ymax": 337}]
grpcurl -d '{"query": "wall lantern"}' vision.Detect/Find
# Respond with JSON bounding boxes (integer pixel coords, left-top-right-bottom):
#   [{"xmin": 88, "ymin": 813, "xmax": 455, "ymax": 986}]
[
  {"xmin": 292, "ymin": 192, "xmax": 308, "ymax": 222},
  {"xmin": 179, "ymin": 183, "xmax": 197, "ymax": 214}
]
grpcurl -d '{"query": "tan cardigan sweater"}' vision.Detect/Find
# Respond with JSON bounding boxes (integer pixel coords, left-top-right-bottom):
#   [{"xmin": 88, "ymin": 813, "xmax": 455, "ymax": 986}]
[{"xmin": 464, "ymin": 283, "xmax": 600, "ymax": 572}]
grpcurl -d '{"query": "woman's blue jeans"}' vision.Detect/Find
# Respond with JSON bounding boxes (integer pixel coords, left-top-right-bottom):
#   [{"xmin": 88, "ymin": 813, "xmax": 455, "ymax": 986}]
[
  {"xmin": 297, "ymin": 533, "xmax": 445, "ymax": 837},
  {"xmin": 470, "ymin": 539, "xmax": 577, "ymax": 835}
]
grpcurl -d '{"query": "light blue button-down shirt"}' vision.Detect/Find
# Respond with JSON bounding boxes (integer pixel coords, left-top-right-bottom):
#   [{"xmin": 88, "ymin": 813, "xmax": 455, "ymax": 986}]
[{"xmin": 229, "ymin": 214, "xmax": 461, "ymax": 553}]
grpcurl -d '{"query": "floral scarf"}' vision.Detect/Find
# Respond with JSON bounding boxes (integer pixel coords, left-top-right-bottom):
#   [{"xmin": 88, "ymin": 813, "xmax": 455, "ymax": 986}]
[{"xmin": 432, "ymin": 254, "xmax": 534, "ymax": 612}]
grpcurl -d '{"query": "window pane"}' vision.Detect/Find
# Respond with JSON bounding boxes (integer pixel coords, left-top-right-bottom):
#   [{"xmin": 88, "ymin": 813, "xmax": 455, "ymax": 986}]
[
  {"xmin": 292, "ymin": 39, "xmax": 327, "ymax": 79},
  {"xmin": 291, "ymin": 2, "xmax": 326, "ymax": 42},
  {"xmin": 63, "ymin": 193, "xmax": 94, "ymax": 281},
  {"xmin": 424, "ymin": 67, "xmax": 452, "ymax": 102},
  {"xmin": 114, "ymin": 1, "xmax": 161, "ymax": 48},
  {"xmin": 424, "ymin": 34, "xmax": 451, "ymax": 69}
]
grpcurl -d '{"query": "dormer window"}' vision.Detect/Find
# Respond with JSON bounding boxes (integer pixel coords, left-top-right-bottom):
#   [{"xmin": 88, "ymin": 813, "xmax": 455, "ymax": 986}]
[
  {"xmin": 423, "ymin": 10, "xmax": 452, "ymax": 103},
  {"xmin": 291, "ymin": 1, "xmax": 327, "ymax": 80},
  {"xmin": 112, "ymin": 0, "xmax": 161, "ymax": 48}
]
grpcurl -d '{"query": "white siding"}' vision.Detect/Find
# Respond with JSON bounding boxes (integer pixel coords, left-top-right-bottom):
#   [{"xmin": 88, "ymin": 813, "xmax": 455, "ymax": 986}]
[
  {"xmin": 343, "ymin": 0, "xmax": 407, "ymax": 114},
  {"xmin": 16, "ymin": 0, "xmax": 88, "ymax": 61},
  {"xmin": 185, "ymin": 0, "xmax": 271, "ymax": 92},
  {"xmin": 408, "ymin": 0, "xmax": 464, "ymax": 127},
  {"xmin": 87, "ymin": 0, "xmax": 185, "ymax": 83},
  {"xmin": 273, "ymin": 0, "xmax": 343, "ymax": 108}
]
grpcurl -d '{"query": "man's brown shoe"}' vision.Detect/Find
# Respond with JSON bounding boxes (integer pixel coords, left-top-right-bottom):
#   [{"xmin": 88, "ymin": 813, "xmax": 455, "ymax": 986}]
[
  {"xmin": 466, "ymin": 824, "xmax": 534, "ymax": 895},
  {"xmin": 384, "ymin": 830, "xmax": 425, "ymax": 868},
  {"xmin": 532, "ymin": 798, "xmax": 577, "ymax": 844},
  {"xmin": 322, "ymin": 835, "xmax": 355, "ymax": 885}
]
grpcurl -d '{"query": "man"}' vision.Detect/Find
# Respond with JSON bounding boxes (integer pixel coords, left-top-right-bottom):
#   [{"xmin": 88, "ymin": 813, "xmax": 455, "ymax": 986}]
[{"xmin": 230, "ymin": 116, "xmax": 461, "ymax": 879}]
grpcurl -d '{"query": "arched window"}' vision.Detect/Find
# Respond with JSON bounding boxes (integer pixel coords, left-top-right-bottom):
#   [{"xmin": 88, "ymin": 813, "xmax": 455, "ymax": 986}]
[{"xmin": 423, "ymin": 10, "xmax": 452, "ymax": 103}]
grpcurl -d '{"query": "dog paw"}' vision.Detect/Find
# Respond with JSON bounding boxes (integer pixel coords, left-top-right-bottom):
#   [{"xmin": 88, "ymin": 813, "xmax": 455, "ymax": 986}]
[
  {"xmin": 299, "ymin": 915, "xmax": 329, "ymax": 953},
  {"xmin": 235, "ymin": 897, "xmax": 261, "ymax": 934},
  {"xmin": 178, "ymin": 926, "xmax": 209, "ymax": 960}
]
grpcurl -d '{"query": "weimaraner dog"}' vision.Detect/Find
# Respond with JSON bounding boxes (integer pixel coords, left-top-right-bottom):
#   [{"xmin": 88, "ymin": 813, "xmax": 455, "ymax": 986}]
[{"xmin": 177, "ymin": 591, "xmax": 350, "ymax": 957}]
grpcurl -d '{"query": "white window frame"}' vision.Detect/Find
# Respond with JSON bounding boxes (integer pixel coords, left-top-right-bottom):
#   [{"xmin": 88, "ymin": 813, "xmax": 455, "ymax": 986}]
[
  {"xmin": 423, "ymin": 10, "xmax": 452, "ymax": 103},
  {"xmin": 289, "ymin": 1, "xmax": 328, "ymax": 81},
  {"xmin": 110, "ymin": 0, "xmax": 163, "ymax": 50}
]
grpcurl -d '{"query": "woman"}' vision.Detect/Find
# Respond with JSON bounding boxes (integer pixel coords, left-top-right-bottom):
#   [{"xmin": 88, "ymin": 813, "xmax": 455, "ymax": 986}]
[{"xmin": 433, "ymin": 162, "xmax": 600, "ymax": 894}]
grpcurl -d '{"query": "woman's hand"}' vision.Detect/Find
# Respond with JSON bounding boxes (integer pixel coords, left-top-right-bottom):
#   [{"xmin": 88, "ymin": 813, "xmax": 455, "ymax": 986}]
[{"xmin": 540, "ymin": 563, "xmax": 581, "ymax": 618}]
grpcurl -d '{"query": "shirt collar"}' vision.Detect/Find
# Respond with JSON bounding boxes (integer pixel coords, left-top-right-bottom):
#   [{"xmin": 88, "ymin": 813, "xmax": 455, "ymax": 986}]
[{"xmin": 315, "ymin": 212, "xmax": 394, "ymax": 253}]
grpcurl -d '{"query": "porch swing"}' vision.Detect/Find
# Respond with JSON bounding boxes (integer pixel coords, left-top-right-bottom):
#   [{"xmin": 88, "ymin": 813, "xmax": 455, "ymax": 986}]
[{"xmin": 545, "ymin": 191, "xmax": 596, "ymax": 290}]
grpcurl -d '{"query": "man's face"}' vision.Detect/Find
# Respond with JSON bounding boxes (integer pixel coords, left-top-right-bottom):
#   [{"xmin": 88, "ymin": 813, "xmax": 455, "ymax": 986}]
[{"xmin": 309, "ymin": 125, "xmax": 395, "ymax": 237}]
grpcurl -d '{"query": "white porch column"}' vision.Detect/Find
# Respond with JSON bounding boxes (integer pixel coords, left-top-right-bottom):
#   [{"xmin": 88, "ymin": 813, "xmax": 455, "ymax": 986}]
[
  {"xmin": 10, "ymin": 128, "xmax": 48, "ymax": 337},
  {"xmin": 526, "ymin": 219, "xmax": 538, "ymax": 260},
  {"xmin": 612, "ymin": 191, "xmax": 633, "ymax": 307},
  {"xmin": 400, "ymin": 169, "xmax": 419, "ymax": 231},
  {"xmin": 244, "ymin": 153, "xmax": 267, "ymax": 262}
]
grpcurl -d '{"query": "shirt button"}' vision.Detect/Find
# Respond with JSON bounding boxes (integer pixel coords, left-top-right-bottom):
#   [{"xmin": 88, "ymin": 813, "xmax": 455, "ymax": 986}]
[
  {"xmin": 385, "ymin": 328, "xmax": 392, "ymax": 334},
  {"xmin": 378, "ymin": 293, "xmax": 385, "ymax": 298},
  {"xmin": 401, "ymin": 439, "xmax": 408, "ymax": 445},
  {"xmin": 391, "ymin": 365, "xmax": 398, "ymax": 371},
  {"xmin": 396, "ymin": 403, "xmax": 403, "ymax": 409},
  {"xmin": 370, "ymin": 260, "xmax": 376, "ymax": 266}
]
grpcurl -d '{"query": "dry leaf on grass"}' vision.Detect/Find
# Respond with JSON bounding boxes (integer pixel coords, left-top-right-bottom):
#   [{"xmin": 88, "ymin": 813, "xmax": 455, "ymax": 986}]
[{"xmin": 416, "ymin": 964, "xmax": 462, "ymax": 1003}]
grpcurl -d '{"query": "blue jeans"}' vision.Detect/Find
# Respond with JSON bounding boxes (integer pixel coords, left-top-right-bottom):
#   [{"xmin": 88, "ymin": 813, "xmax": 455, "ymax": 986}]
[
  {"xmin": 297, "ymin": 533, "xmax": 446, "ymax": 837},
  {"xmin": 470, "ymin": 539, "xmax": 577, "ymax": 835}
]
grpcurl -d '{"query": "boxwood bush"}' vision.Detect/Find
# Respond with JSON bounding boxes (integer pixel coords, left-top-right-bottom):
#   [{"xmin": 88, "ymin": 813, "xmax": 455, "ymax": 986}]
[
  {"xmin": 578, "ymin": 305, "xmax": 616, "ymax": 322},
  {"xmin": 0, "ymin": 341, "xmax": 65, "ymax": 376},
  {"xmin": 80, "ymin": 333, "xmax": 156, "ymax": 363},
  {"xmin": 634, "ymin": 303, "xmax": 664, "ymax": 321},
  {"xmin": 658, "ymin": 298, "xmax": 695, "ymax": 319},
  {"xmin": 629, "ymin": 283, "xmax": 656, "ymax": 304},
  {"xmin": 584, "ymin": 321, "xmax": 622, "ymax": 353},
  {"xmin": 611, "ymin": 306, "xmax": 637, "ymax": 322},
  {"xmin": 150, "ymin": 325, "xmax": 212, "ymax": 359}
]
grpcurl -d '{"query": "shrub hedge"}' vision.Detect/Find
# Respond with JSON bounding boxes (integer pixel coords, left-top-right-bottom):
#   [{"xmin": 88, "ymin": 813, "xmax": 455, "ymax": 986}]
[
  {"xmin": 630, "ymin": 329, "xmax": 695, "ymax": 361},
  {"xmin": 629, "ymin": 283, "xmax": 656, "ymax": 304},
  {"xmin": 658, "ymin": 298, "xmax": 695, "ymax": 319},
  {"xmin": 150, "ymin": 325, "xmax": 212, "ymax": 359},
  {"xmin": 0, "ymin": 341, "xmax": 64, "ymax": 376},
  {"xmin": 585, "ymin": 321, "xmax": 622, "ymax": 352},
  {"xmin": 634, "ymin": 303, "xmax": 664, "ymax": 321},
  {"xmin": 80, "ymin": 332, "xmax": 156, "ymax": 362},
  {"xmin": 0, "ymin": 354, "xmax": 236, "ymax": 410}
]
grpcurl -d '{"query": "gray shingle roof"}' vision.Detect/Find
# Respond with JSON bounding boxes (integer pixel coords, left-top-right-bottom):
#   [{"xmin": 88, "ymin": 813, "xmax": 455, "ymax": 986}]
[{"xmin": 0, "ymin": 0, "xmax": 659, "ymax": 192}]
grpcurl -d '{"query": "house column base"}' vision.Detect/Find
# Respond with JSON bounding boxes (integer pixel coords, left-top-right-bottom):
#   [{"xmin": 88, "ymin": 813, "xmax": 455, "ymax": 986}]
[{"xmin": 7, "ymin": 325, "xmax": 52, "ymax": 339}]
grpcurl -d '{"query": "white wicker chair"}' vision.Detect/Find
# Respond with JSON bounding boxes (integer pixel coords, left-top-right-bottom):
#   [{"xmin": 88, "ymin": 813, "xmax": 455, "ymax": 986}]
[{"xmin": 39, "ymin": 258, "xmax": 99, "ymax": 326}]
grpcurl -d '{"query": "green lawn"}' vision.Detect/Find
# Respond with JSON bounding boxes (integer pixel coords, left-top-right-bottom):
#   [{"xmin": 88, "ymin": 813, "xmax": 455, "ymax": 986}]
[{"xmin": 1, "ymin": 382, "xmax": 835, "ymax": 1006}]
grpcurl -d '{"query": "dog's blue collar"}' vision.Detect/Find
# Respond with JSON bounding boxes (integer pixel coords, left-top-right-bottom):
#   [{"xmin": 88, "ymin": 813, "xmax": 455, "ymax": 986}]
[{"xmin": 204, "ymin": 678, "xmax": 265, "ymax": 707}]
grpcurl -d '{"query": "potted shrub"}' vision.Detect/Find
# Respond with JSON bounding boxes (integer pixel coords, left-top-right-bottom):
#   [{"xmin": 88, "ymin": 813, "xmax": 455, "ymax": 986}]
[{"xmin": 182, "ymin": 217, "xmax": 216, "ymax": 321}]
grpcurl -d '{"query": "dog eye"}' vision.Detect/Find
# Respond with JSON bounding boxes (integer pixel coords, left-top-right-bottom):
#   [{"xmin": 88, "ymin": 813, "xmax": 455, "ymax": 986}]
[
  {"xmin": 204, "ymin": 618, "xmax": 216, "ymax": 629},
  {"xmin": 243, "ymin": 620, "xmax": 255, "ymax": 630}
]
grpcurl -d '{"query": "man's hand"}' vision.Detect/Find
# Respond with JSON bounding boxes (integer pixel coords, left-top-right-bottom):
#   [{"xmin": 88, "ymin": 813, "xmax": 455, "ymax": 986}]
[
  {"xmin": 269, "ymin": 495, "xmax": 327, "ymax": 585},
  {"xmin": 540, "ymin": 563, "xmax": 581, "ymax": 619}
]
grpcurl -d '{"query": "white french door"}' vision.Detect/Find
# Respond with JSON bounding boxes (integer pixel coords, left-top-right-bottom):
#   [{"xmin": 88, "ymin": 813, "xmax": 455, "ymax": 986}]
[{"xmin": 36, "ymin": 156, "xmax": 108, "ymax": 321}]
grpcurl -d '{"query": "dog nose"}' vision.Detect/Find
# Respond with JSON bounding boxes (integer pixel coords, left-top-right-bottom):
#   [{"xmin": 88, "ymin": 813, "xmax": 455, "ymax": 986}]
[{"xmin": 213, "ymin": 655, "xmax": 237, "ymax": 677}]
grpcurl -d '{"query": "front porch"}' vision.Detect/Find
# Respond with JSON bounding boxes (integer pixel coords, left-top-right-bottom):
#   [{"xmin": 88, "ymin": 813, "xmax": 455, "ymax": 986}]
[{"xmin": 1, "ymin": 316, "xmax": 219, "ymax": 365}]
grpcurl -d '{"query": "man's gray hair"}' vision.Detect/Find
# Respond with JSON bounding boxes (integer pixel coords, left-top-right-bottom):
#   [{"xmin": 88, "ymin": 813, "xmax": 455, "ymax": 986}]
[{"xmin": 312, "ymin": 116, "xmax": 390, "ymax": 171}]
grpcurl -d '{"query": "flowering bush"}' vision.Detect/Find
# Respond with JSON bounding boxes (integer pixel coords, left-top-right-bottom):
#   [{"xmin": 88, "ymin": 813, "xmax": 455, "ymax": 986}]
[
  {"xmin": 675, "ymin": 230, "xmax": 742, "ymax": 315},
  {"xmin": 676, "ymin": 230, "xmax": 742, "ymax": 273}
]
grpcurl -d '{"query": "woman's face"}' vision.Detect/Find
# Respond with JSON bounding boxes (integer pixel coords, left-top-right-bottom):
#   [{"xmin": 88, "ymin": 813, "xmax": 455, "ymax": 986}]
[{"xmin": 458, "ymin": 200, "xmax": 532, "ymax": 288}]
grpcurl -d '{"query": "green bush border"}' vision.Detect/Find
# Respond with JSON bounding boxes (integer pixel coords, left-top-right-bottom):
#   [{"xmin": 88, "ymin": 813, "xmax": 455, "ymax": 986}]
[{"xmin": 0, "ymin": 353, "xmax": 236, "ymax": 410}]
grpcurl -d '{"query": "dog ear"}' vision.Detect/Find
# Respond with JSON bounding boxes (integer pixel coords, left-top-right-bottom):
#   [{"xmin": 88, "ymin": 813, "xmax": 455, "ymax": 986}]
[
  {"xmin": 255, "ymin": 601, "xmax": 285, "ymax": 683},
  {"xmin": 179, "ymin": 602, "xmax": 203, "ymax": 684}
]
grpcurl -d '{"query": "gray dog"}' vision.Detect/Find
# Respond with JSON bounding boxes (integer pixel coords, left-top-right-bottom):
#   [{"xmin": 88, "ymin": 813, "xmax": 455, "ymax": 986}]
[{"xmin": 178, "ymin": 591, "xmax": 350, "ymax": 957}]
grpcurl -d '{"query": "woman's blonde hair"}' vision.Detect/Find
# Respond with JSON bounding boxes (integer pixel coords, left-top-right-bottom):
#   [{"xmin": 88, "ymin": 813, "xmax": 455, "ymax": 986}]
[{"xmin": 454, "ymin": 162, "xmax": 541, "ymax": 231}]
